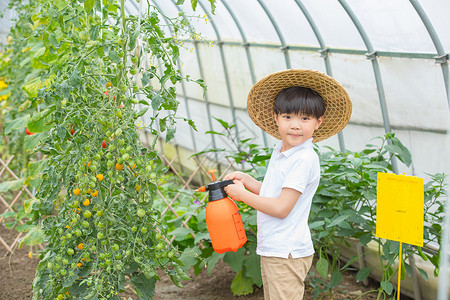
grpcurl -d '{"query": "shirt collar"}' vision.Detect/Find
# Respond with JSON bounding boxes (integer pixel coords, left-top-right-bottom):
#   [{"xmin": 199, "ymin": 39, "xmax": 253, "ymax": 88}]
[{"xmin": 275, "ymin": 138, "xmax": 313, "ymax": 158}]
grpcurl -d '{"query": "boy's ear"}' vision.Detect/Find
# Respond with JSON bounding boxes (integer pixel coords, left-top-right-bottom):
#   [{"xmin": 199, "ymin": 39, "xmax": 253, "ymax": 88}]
[
  {"xmin": 315, "ymin": 116, "xmax": 324, "ymax": 130},
  {"xmin": 274, "ymin": 112, "xmax": 279, "ymax": 126}
]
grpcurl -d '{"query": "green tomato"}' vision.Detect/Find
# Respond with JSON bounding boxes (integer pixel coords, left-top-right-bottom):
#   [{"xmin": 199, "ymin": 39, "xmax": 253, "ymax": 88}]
[
  {"xmin": 122, "ymin": 153, "xmax": 130, "ymax": 161},
  {"xmin": 112, "ymin": 244, "xmax": 119, "ymax": 251},
  {"xmin": 132, "ymin": 226, "xmax": 137, "ymax": 232},
  {"xmin": 62, "ymin": 258, "xmax": 69, "ymax": 265},
  {"xmin": 82, "ymin": 221, "xmax": 89, "ymax": 228},
  {"xmin": 75, "ymin": 229, "xmax": 82, "ymax": 237},
  {"xmin": 97, "ymin": 232, "xmax": 104, "ymax": 239},
  {"xmin": 47, "ymin": 262, "xmax": 53, "ymax": 270},
  {"xmin": 83, "ymin": 210, "xmax": 92, "ymax": 218},
  {"xmin": 137, "ymin": 208, "xmax": 146, "ymax": 218},
  {"xmin": 109, "ymin": 144, "xmax": 115, "ymax": 152},
  {"xmin": 67, "ymin": 248, "xmax": 74, "ymax": 256},
  {"xmin": 96, "ymin": 209, "xmax": 104, "ymax": 217},
  {"xmin": 141, "ymin": 226, "xmax": 148, "ymax": 234}
]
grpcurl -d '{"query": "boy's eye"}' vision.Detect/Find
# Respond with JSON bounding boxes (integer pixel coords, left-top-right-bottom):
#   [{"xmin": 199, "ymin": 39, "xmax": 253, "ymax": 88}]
[{"xmin": 282, "ymin": 115, "xmax": 291, "ymax": 119}]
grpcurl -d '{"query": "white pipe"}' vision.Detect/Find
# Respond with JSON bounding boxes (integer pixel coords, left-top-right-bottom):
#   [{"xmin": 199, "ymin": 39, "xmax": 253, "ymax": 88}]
[{"xmin": 437, "ymin": 107, "xmax": 450, "ymax": 299}]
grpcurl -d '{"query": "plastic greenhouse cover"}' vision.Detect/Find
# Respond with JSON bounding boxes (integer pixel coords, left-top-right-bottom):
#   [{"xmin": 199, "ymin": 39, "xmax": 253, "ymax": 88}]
[{"xmin": 142, "ymin": 0, "xmax": 450, "ymax": 53}]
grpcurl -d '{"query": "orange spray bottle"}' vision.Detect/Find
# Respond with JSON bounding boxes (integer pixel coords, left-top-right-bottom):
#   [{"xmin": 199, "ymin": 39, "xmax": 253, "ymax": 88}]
[{"xmin": 197, "ymin": 170, "xmax": 247, "ymax": 254}]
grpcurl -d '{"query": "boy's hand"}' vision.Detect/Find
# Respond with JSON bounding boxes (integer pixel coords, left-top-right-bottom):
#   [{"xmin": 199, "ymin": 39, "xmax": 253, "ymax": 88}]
[
  {"xmin": 224, "ymin": 171, "xmax": 262, "ymax": 195},
  {"xmin": 224, "ymin": 180, "xmax": 246, "ymax": 202},
  {"xmin": 224, "ymin": 171, "xmax": 248, "ymax": 185}
]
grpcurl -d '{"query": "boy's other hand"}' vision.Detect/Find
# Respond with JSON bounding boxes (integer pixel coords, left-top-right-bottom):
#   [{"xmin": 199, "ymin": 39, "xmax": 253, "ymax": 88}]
[
  {"xmin": 224, "ymin": 180, "xmax": 246, "ymax": 202},
  {"xmin": 224, "ymin": 171, "xmax": 247, "ymax": 185}
]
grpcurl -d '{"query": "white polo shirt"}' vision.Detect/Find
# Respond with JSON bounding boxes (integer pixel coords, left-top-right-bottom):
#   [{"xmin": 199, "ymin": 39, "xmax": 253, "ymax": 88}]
[{"xmin": 256, "ymin": 138, "xmax": 319, "ymax": 259}]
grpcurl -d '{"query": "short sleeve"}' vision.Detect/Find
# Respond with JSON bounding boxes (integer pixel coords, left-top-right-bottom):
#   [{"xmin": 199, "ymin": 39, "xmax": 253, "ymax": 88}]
[{"xmin": 281, "ymin": 156, "xmax": 313, "ymax": 194}]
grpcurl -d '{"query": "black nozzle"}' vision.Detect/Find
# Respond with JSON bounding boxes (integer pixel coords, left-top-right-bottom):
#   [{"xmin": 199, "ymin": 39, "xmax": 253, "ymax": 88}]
[{"xmin": 205, "ymin": 180, "xmax": 234, "ymax": 201}]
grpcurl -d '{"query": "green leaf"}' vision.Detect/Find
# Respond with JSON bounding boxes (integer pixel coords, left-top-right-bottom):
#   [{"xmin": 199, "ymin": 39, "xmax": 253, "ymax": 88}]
[
  {"xmin": 27, "ymin": 115, "xmax": 53, "ymax": 133},
  {"xmin": 20, "ymin": 226, "xmax": 44, "ymax": 246},
  {"xmin": 356, "ymin": 267, "xmax": 371, "ymax": 282},
  {"xmin": 244, "ymin": 251, "xmax": 262, "ymax": 287},
  {"xmin": 179, "ymin": 247, "xmax": 202, "ymax": 272},
  {"xmin": 130, "ymin": 273, "xmax": 156, "ymax": 299},
  {"xmin": 327, "ymin": 214, "xmax": 351, "ymax": 228},
  {"xmin": 330, "ymin": 270, "xmax": 342, "ymax": 287},
  {"xmin": 108, "ymin": 50, "xmax": 121, "ymax": 63},
  {"xmin": 223, "ymin": 247, "xmax": 246, "ymax": 273},
  {"xmin": 0, "ymin": 179, "xmax": 25, "ymax": 193},
  {"xmin": 136, "ymin": 107, "xmax": 149, "ymax": 117},
  {"xmin": 190, "ymin": 0, "xmax": 198, "ymax": 11},
  {"xmin": 316, "ymin": 257, "xmax": 328, "ymax": 278},
  {"xmin": 214, "ymin": 117, "xmax": 231, "ymax": 129},
  {"xmin": 207, "ymin": 0, "xmax": 216, "ymax": 14},
  {"xmin": 129, "ymin": 30, "xmax": 140, "ymax": 50},
  {"xmin": 417, "ymin": 267, "xmax": 429, "ymax": 281},
  {"xmin": 309, "ymin": 220, "xmax": 325, "ymax": 230},
  {"xmin": 24, "ymin": 131, "xmax": 49, "ymax": 153},
  {"xmin": 231, "ymin": 270, "xmax": 253, "ymax": 296},
  {"xmin": 341, "ymin": 255, "xmax": 360, "ymax": 271},
  {"xmin": 84, "ymin": 0, "xmax": 94, "ymax": 12},
  {"xmin": 169, "ymin": 227, "xmax": 194, "ymax": 241},
  {"xmin": 5, "ymin": 115, "xmax": 29, "ymax": 135},
  {"xmin": 206, "ymin": 252, "xmax": 224, "ymax": 275},
  {"xmin": 359, "ymin": 232, "xmax": 372, "ymax": 245},
  {"xmin": 381, "ymin": 280, "xmax": 393, "ymax": 294}
]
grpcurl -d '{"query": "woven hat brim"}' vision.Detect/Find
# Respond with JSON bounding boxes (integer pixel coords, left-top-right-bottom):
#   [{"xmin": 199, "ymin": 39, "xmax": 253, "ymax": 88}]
[{"xmin": 247, "ymin": 69, "xmax": 352, "ymax": 143}]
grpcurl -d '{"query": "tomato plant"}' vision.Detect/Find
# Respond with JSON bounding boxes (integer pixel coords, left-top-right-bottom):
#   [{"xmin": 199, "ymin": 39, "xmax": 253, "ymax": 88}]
[{"xmin": 1, "ymin": 0, "xmax": 216, "ymax": 298}]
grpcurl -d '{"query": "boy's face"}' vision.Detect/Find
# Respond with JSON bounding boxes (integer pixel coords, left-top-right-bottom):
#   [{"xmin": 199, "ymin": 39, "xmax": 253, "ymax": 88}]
[{"xmin": 274, "ymin": 112, "xmax": 323, "ymax": 152}]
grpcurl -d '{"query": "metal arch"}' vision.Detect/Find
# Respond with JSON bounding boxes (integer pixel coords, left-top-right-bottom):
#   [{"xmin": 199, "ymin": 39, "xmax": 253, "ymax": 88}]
[
  {"xmin": 196, "ymin": 0, "xmax": 240, "ymax": 140},
  {"xmin": 293, "ymin": 0, "xmax": 347, "ymax": 153},
  {"xmin": 166, "ymin": 0, "xmax": 219, "ymax": 155},
  {"xmin": 256, "ymin": 0, "xmax": 291, "ymax": 69},
  {"xmin": 407, "ymin": 4, "xmax": 450, "ymax": 298},
  {"xmin": 220, "ymin": 0, "xmax": 269, "ymax": 147},
  {"xmin": 338, "ymin": 0, "xmax": 399, "ymax": 174},
  {"xmin": 409, "ymin": 0, "xmax": 450, "ymax": 108},
  {"xmin": 149, "ymin": 0, "xmax": 199, "ymax": 152}
]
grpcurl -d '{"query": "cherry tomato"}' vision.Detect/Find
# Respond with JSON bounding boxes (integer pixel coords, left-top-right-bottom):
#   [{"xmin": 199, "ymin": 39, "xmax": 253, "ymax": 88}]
[
  {"xmin": 83, "ymin": 210, "xmax": 92, "ymax": 218},
  {"xmin": 25, "ymin": 128, "xmax": 34, "ymax": 135},
  {"xmin": 137, "ymin": 208, "xmax": 145, "ymax": 218},
  {"xmin": 70, "ymin": 128, "xmax": 75, "ymax": 135},
  {"xmin": 102, "ymin": 140, "xmax": 107, "ymax": 148}
]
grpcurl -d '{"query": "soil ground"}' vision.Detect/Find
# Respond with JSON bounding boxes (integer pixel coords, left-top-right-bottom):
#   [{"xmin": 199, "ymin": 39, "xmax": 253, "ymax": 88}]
[
  {"xmin": 0, "ymin": 197, "xmax": 411, "ymax": 300},
  {"xmin": 0, "ymin": 224, "xmax": 386, "ymax": 300}
]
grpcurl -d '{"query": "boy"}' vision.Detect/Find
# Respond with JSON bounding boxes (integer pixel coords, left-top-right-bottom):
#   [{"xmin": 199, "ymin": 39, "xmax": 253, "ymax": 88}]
[{"xmin": 224, "ymin": 69, "xmax": 352, "ymax": 299}]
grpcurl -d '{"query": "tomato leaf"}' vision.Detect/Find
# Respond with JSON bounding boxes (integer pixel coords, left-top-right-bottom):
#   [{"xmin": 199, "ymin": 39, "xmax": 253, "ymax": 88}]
[
  {"xmin": 0, "ymin": 178, "xmax": 25, "ymax": 193},
  {"xmin": 131, "ymin": 273, "xmax": 156, "ymax": 299},
  {"xmin": 5, "ymin": 115, "xmax": 28, "ymax": 135}
]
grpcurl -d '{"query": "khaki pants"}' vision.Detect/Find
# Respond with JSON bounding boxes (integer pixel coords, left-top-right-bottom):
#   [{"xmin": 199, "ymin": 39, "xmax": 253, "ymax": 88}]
[{"xmin": 260, "ymin": 254, "xmax": 313, "ymax": 300}]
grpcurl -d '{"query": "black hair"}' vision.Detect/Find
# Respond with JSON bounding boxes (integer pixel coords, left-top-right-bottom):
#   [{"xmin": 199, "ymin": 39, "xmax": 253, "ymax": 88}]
[{"xmin": 273, "ymin": 86, "xmax": 326, "ymax": 119}]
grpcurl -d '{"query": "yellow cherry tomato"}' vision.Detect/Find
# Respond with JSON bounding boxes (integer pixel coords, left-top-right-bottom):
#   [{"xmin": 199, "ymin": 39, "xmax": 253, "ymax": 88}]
[
  {"xmin": 96, "ymin": 174, "xmax": 104, "ymax": 181},
  {"xmin": 116, "ymin": 163, "xmax": 123, "ymax": 171},
  {"xmin": 73, "ymin": 188, "xmax": 81, "ymax": 195},
  {"xmin": 90, "ymin": 190, "xmax": 98, "ymax": 197},
  {"xmin": 83, "ymin": 199, "xmax": 90, "ymax": 206}
]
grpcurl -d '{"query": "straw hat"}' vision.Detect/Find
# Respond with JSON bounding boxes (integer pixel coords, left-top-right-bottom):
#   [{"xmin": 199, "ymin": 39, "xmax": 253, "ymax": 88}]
[{"xmin": 247, "ymin": 69, "xmax": 352, "ymax": 143}]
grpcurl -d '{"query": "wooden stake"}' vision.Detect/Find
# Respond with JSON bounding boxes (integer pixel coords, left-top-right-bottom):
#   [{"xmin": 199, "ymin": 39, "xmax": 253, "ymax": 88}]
[{"xmin": 397, "ymin": 241, "xmax": 402, "ymax": 300}]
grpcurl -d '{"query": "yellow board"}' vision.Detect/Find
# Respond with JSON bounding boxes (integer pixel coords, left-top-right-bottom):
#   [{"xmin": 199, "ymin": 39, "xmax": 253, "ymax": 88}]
[{"xmin": 376, "ymin": 172, "xmax": 424, "ymax": 247}]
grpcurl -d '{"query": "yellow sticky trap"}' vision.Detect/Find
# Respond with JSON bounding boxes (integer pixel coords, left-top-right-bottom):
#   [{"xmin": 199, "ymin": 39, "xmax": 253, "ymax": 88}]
[{"xmin": 376, "ymin": 172, "xmax": 424, "ymax": 247}]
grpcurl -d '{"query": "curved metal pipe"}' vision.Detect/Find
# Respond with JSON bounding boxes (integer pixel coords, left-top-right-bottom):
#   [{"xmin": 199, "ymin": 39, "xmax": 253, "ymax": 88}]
[
  {"xmin": 338, "ymin": 0, "xmax": 399, "ymax": 174},
  {"xmin": 293, "ymin": 0, "xmax": 347, "ymax": 153},
  {"xmin": 256, "ymin": 0, "xmax": 291, "ymax": 69},
  {"xmin": 197, "ymin": 0, "xmax": 240, "ymax": 140},
  {"xmin": 409, "ymin": 0, "xmax": 449, "ymax": 108},
  {"xmin": 151, "ymin": 0, "xmax": 199, "ymax": 152},
  {"xmin": 220, "ymin": 0, "xmax": 268, "ymax": 146}
]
